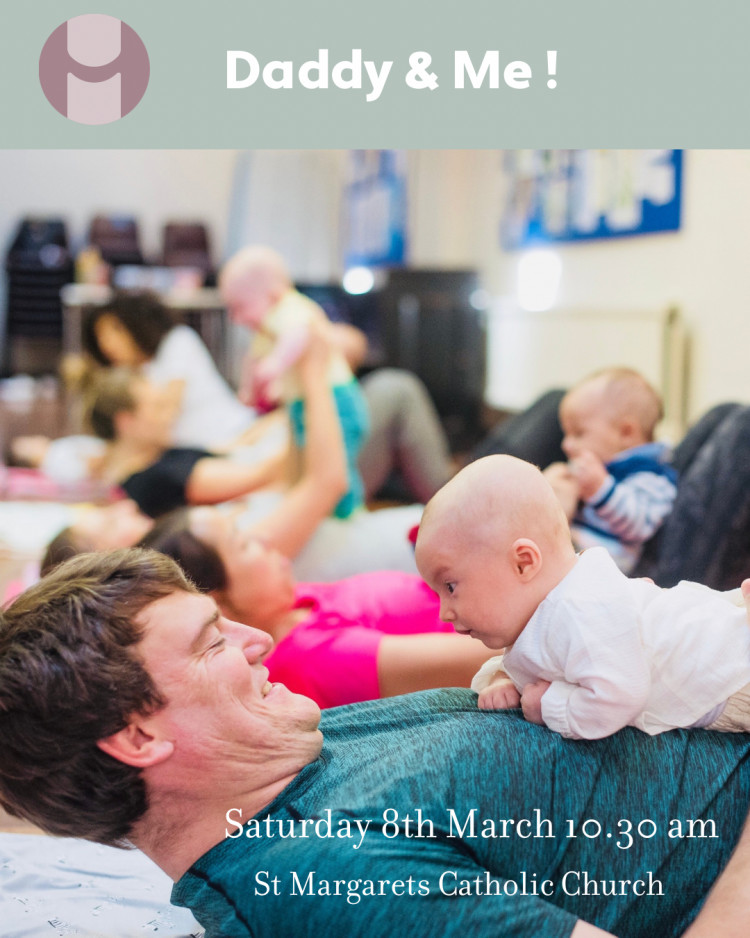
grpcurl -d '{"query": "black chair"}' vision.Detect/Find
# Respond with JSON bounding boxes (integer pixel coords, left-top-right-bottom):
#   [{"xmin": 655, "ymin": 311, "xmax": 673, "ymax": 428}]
[
  {"xmin": 162, "ymin": 222, "xmax": 213, "ymax": 282},
  {"xmin": 3, "ymin": 218, "xmax": 74, "ymax": 371},
  {"xmin": 89, "ymin": 215, "xmax": 144, "ymax": 267},
  {"xmin": 469, "ymin": 389, "xmax": 566, "ymax": 470},
  {"xmin": 670, "ymin": 402, "xmax": 742, "ymax": 475},
  {"xmin": 634, "ymin": 404, "xmax": 750, "ymax": 589}
]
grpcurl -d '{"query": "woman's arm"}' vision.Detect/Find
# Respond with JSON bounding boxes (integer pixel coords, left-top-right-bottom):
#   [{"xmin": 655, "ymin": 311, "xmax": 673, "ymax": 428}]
[
  {"xmin": 184, "ymin": 449, "xmax": 288, "ymax": 505},
  {"xmin": 376, "ymin": 632, "xmax": 500, "ymax": 698},
  {"xmin": 248, "ymin": 327, "xmax": 349, "ymax": 558},
  {"xmin": 219, "ymin": 408, "xmax": 287, "ymax": 452}
]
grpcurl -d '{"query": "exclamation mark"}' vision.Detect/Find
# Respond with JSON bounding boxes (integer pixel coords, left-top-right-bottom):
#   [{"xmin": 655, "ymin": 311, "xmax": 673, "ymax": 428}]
[{"xmin": 547, "ymin": 51, "xmax": 557, "ymax": 89}]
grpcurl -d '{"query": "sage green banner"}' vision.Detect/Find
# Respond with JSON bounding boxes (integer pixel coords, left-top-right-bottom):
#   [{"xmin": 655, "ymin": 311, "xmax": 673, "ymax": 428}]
[{"xmin": 0, "ymin": 0, "xmax": 748, "ymax": 147}]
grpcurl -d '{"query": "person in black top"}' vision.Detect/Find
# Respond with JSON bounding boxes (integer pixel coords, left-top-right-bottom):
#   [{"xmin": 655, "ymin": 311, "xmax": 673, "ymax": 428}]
[{"xmin": 85, "ymin": 327, "xmax": 347, "ymax": 522}]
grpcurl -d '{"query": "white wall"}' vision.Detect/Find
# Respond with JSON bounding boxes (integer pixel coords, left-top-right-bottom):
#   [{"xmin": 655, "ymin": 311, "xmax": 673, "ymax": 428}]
[
  {"xmin": 3, "ymin": 149, "xmax": 750, "ymax": 420},
  {"xmin": 226, "ymin": 150, "xmax": 346, "ymax": 280},
  {"xmin": 0, "ymin": 150, "xmax": 238, "ymax": 261},
  {"xmin": 499, "ymin": 150, "xmax": 750, "ymax": 419},
  {"xmin": 0, "ymin": 149, "xmax": 238, "ymax": 357},
  {"xmin": 407, "ymin": 150, "xmax": 750, "ymax": 420}
]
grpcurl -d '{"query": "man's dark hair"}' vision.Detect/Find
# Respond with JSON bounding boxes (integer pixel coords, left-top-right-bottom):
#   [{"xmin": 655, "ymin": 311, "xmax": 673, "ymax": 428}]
[
  {"xmin": 0, "ymin": 549, "xmax": 195, "ymax": 847},
  {"xmin": 83, "ymin": 292, "xmax": 176, "ymax": 365},
  {"xmin": 40, "ymin": 525, "xmax": 91, "ymax": 576},
  {"xmin": 140, "ymin": 509, "xmax": 227, "ymax": 593}
]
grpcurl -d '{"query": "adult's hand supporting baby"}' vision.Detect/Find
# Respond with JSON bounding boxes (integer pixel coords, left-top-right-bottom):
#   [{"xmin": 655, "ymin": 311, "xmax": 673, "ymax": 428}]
[
  {"xmin": 521, "ymin": 679, "xmax": 551, "ymax": 724},
  {"xmin": 249, "ymin": 357, "xmax": 288, "ymax": 412},
  {"xmin": 570, "ymin": 450, "xmax": 609, "ymax": 501}
]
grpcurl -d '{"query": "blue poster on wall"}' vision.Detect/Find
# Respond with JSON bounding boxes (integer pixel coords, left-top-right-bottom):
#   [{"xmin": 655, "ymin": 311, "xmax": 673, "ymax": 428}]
[
  {"xmin": 501, "ymin": 150, "xmax": 682, "ymax": 250},
  {"xmin": 344, "ymin": 150, "xmax": 407, "ymax": 268}
]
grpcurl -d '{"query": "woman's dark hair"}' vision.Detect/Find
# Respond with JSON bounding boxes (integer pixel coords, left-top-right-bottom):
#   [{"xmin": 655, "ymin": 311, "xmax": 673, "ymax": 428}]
[
  {"xmin": 0, "ymin": 549, "xmax": 194, "ymax": 847},
  {"xmin": 83, "ymin": 292, "xmax": 177, "ymax": 365},
  {"xmin": 140, "ymin": 508, "xmax": 227, "ymax": 593}
]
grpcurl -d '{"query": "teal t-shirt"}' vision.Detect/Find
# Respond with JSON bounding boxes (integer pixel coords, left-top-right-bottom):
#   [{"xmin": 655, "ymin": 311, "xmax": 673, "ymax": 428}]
[{"xmin": 172, "ymin": 689, "xmax": 750, "ymax": 937}]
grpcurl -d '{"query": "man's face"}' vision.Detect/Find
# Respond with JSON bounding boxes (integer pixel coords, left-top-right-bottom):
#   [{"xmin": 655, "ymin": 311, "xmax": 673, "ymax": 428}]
[
  {"xmin": 135, "ymin": 590, "xmax": 322, "ymax": 764},
  {"xmin": 415, "ymin": 523, "xmax": 528, "ymax": 650},
  {"xmin": 121, "ymin": 379, "xmax": 174, "ymax": 448}
]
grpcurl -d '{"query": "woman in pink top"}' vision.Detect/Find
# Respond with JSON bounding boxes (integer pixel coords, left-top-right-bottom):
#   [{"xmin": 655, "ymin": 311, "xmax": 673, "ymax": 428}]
[{"xmin": 142, "ymin": 508, "xmax": 493, "ymax": 709}]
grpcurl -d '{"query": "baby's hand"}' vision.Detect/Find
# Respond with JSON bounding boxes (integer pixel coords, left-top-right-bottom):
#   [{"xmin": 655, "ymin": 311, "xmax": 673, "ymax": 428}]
[
  {"xmin": 543, "ymin": 462, "xmax": 581, "ymax": 521},
  {"xmin": 742, "ymin": 580, "xmax": 750, "ymax": 624},
  {"xmin": 477, "ymin": 678, "xmax": 521, "ymax": 711},
  {"xmin": 570, "ymin": 450, "xmax": 608, "ymax": 501},
  {"xmin": 520, "ymin": 680, "xmax": 551, "ymax": 725}
]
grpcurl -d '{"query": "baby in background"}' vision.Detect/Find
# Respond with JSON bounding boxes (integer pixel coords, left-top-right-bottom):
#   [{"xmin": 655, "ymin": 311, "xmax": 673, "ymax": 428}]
[
  {"xmin": 544, "ymin": 367, "xmax": 677, "ymax": 573},
  {"xmin": 415, "ymin": 454, "xmax": 750, "ymax": 740},
  {"xmin": 220, "ymin": 245, "xmax": 369, "ymax": 519}
]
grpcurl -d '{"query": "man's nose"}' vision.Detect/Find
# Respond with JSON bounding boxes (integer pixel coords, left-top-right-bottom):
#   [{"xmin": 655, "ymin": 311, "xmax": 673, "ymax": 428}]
[{"xmin": 238, "ymin": 626, "xmax": 273, "ymax": 661}]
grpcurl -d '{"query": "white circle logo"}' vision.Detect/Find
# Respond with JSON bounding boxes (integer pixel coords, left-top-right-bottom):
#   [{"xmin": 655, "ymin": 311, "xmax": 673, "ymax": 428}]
[{"xmin": 39, "ymin": 14, "xmax": 150, "ymax": 125}]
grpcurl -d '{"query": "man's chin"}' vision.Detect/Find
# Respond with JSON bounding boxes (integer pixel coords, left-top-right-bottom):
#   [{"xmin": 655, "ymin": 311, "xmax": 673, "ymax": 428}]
[{"xmin": 286, "ymin": 687, "xmax": 322, "ymax": 728}]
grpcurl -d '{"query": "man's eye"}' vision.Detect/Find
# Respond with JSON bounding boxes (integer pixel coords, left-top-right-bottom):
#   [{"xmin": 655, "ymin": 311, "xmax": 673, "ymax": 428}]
[{"xmin": 209, "ymin": 637, "xmax": 226, "ymax": 653}]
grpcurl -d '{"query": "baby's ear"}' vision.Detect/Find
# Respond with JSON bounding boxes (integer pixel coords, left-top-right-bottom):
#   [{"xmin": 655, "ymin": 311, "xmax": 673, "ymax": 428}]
[
  {"xmin": 619, "ymin": 415, "xmax": 643, "ymax": 444},
  {"xmin": 510, "ymin": 538, "xmax": 542, "ymax": 580}
]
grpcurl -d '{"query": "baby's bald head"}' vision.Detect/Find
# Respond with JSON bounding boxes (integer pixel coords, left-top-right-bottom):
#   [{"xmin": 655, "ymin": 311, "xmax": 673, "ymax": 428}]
[
  {"xmin": 415, "ymin": 456, "xmax": 576, "ymax": 649},
  {"xmin": 219, "ymin": 245, "xmax": 292, "ymax": 327},
  {"xmin": 419, "ymin": 455, "xmax": 572, "ymax": 557}
]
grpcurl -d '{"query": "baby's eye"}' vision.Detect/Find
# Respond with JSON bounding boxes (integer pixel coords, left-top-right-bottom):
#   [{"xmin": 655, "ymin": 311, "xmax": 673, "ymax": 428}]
[{"xmin": 445, "ymin": 583, "xmax": 456, "ymax": 595}]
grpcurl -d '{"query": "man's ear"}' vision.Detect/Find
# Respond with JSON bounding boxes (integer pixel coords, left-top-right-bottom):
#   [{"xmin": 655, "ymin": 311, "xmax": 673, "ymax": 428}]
[
  {"xmin": 510, "ymin": 538, "xmax": 543, "ymax": 580},
  {"xmin": 113, "ymin": 409, "xmax": 132, "ymax": 439},
  {"xmin": 97, "ymin": 722, "xmax": 174, "ymax": 768}
]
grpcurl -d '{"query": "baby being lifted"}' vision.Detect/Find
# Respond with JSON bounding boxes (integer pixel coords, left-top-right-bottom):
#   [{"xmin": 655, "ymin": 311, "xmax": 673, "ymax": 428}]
[
  {"xmin": 415, "ymin": 455, "xmax": 750, "ymax": 740},
  {"xmin": 220, "ymin": 245, "xmax": 369, "ymax": 519}
]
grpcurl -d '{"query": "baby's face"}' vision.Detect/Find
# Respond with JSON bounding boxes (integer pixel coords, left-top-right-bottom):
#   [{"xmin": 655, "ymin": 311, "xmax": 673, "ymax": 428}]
[
  {"xmin": 221, "ymin": 277, "xmax": 273, "ymax": 329},
  {"xmin": 415, "ymin": 525, "xmax": 528, "ymax": 650},
  {"xmin": 560, "ymin": 386, "xmax": 629, "ymax": 464}
]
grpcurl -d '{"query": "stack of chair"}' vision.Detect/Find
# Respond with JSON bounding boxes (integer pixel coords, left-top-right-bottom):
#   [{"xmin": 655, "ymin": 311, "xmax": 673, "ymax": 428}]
[{"xmin": 4, "ymin": 217, "xmax": 74, "ymax": 355}]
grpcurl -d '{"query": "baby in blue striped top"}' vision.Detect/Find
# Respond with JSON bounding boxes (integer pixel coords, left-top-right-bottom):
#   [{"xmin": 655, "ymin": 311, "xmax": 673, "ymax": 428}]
[{"xmin": 543, "ymin": 367, "xmax": 677, "ymax": 573}]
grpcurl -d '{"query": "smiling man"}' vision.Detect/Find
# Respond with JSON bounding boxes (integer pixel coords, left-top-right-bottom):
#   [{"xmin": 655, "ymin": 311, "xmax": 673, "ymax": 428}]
[{"xmin": 1, "ymin": 549, "xmax": 750, "ymax": 938}]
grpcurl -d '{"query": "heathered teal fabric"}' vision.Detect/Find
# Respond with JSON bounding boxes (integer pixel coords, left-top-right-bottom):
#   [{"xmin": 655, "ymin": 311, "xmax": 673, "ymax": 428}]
[{"xmin": 172, "ymin": 689, "xmax": 750, "ymax": 937}]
